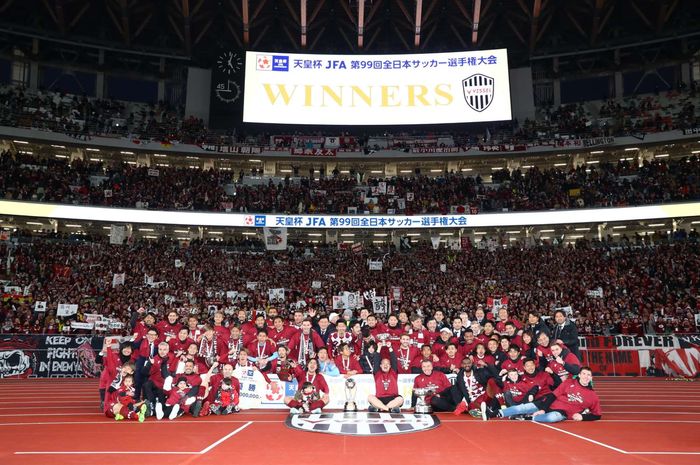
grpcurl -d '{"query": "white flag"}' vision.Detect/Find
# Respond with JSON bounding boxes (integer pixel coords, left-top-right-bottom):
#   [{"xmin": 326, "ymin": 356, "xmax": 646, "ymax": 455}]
[
  {"xmin": 372, "ymin": 296, "xmax": 388, "ymax": 314},
  {"xmin": 110, "ymin": 225, "xmax": 125, "ymax": 245},
  {"xmin": 264, "ymin": 227, "xmax": 288, "ymax": 251},
  {"xmin": 368, "ymin": 260, "xmax": 383, "ymax": 271},
  {"xmin": 112, "ymin": 272, "xmax": 126, "ymax": 287},
  {"xmin": 175, "ymin": 259, "xmax": 184, "ymax": 268},
  {"xmin": 268, "ymin": 288, "xmax": 285, "ymax": 302},
  {"xmin": 57, "ymin": 303, "xmax": 78, "ymax": 316},
  {"xmin": 34, "ymin": 301, "xmax": 47, "ymax": 313},
  {"xmin": 431, "ymin": 235, "xmax": 441, "ymax": 250}
]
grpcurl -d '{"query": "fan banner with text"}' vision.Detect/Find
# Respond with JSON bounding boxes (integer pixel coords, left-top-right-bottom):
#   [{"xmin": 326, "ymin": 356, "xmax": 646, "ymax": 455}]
[{"xmin": 243, "ymin": 49, "xmax": 512, "ymax": 125}]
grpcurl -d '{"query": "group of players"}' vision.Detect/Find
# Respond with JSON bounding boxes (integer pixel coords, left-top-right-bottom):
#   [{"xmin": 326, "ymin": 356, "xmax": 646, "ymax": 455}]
[{"xmin": 99, "ymin": 305, "xmax": 601, "ymax": 423}]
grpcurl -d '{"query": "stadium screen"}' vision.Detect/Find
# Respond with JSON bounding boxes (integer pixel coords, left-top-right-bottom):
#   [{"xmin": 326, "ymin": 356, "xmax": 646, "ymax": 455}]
[{"xmin": 243, "ymin": 49, "xmax": 511, "ymax": 125}]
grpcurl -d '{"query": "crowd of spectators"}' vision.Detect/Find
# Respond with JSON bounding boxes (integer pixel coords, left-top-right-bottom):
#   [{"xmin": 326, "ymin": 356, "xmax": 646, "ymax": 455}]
[
  {"xmin": 1, "ymin": 150, "xmax": 698, "ymax": 213},
  {"xmin": 1, "ymin": 236, "xmax": 697, "ymax": 337},
  {"xmin": 1, "ymin": 83, "xmax": 698, "ymax": 150}
]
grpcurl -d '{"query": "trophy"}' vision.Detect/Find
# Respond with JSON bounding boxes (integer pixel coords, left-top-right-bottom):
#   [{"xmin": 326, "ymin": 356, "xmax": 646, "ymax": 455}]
[
  {"xmin": 344, "ymin": 378, "xmax": 358, "ymax": 412},
  {"xmin": 413, "ymin": 387, "xmax": 433, "ymax": 414}
]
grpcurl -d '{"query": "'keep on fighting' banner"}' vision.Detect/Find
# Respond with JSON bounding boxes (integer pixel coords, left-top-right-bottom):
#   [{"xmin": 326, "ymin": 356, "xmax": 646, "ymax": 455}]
[
  {"xmin": 0, "ymin": 335, "xmax": 102, "ymax": 378},
  {"xmin": 243, "ymin": 49, "xmax": 512, "ymax": 125}
]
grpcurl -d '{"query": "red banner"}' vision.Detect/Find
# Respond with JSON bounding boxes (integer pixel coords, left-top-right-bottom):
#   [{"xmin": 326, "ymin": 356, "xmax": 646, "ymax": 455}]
[{"xmin": 580, "ymin": 350, "xmax": 641, "ymax": 376}]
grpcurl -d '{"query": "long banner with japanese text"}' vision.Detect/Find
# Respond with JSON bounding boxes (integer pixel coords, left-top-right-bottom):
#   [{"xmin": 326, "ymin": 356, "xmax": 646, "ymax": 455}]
[{"xmin": 243, "ymin": 49, "xmax": 512, "ymax": 125}]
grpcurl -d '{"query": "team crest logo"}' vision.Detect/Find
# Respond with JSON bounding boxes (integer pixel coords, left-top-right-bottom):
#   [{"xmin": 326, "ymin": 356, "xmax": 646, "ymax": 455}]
[
  {"xmin": 286, "ymin": 412, "xmax": 441, "ymax": 436},
  {"xmin": 462, "ymin": 74, "xmax": 494, "ymax": 112},
  {"xmin": 266, "ymin": 381, "xmax": 284, "ymax": 401}
]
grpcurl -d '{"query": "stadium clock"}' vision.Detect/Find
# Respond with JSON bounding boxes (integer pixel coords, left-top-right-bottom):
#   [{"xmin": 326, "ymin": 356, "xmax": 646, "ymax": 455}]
[{"xmin": 217, "ymin": 51, "xmax": 242, "ymax": 75}]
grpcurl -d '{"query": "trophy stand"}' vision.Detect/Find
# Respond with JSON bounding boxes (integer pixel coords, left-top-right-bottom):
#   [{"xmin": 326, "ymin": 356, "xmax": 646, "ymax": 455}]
[
  {"xmin": 344, "ymin": 378, "xmax": 358, "ymax": 412},
  {"xmin": 413, "ymin": 388, "xmax": 433, "ymax": 414}
]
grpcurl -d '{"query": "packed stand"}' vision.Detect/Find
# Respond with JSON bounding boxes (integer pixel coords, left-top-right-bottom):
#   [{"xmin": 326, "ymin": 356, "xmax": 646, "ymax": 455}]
[{"xmin": 1, "ymin": 150, "xmax": 699, "ymax": 213}]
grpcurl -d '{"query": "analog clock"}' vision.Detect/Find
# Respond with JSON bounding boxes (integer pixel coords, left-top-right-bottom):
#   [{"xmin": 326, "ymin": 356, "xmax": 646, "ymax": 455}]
[{"xmin": 216, "ymin": 51, "xmax": 243, "ymax": 75}]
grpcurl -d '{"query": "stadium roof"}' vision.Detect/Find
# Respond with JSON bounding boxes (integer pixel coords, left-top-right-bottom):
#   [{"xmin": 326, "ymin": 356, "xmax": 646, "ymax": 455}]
[{"xmin": 1, "ymin": 0, "xmax": 700, "ymax": 72}]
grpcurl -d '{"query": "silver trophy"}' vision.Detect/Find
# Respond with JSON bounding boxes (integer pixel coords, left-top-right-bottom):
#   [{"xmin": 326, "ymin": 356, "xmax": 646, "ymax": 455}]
[
  {"xmin": 413, "ymin": 387, "xmax": 433, "ymax": 414},
  {"xmin": 344, "ymin": 378, "xmax": 358, "ymax": 412}
]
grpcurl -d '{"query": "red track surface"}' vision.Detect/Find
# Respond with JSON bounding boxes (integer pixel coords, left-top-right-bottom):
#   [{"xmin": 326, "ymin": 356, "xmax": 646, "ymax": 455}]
[{"xmin": 1, "ymin": 377, "xmax": 699, "ymax": 465}]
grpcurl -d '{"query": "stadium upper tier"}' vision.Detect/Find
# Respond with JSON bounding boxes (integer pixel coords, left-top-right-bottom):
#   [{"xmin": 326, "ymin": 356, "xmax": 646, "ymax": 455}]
[
  {"xmin": 1, "ymin": 149, "xmax": 698, "ymax": 214},
  {"xmin": 1, "ymin": 83, "xmax": 699, "ymax": 158}
]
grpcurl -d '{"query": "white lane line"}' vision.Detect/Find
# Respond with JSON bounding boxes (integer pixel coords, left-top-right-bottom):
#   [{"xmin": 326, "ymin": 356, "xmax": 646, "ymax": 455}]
[
  {"xmin": 625, "ymin": 452, "xmax": 700, "ymax": 455},
  {"xmin": 14, "ymin": 421, "xmax": 254, "ymax": 455},
  {"xmin": 532, "ymin": 422, "xmax": 628, "ymax": 454}
]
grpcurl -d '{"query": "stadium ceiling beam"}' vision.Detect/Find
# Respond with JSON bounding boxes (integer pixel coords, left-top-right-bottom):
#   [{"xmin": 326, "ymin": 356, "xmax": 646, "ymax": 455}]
[
  {"xmin": 364, "ymin": 24, "xmax": 382, "ymax": 50},
  {"xmin": 471, "ymin": 0, "xmax": 481, "ymax": 45},
  {"xmin": 119, "ymin": 0, "xmax": 130, "ymax": 46},
  {"xmin": 589, "ymin": 0, "xmax": 604, "ymax": 45},
  {"xmin": 656, "ymin": 0, "xmax": 679, "ymax": 34},
  {"xmin": 133, "ymin": 10, "xmax": 154, "ymax": 40},
  {"xmin": 505, "ymin": 16, "xmax": 526, "ymax": 46},
  {"xmin": 529, "ymin": 0, "xmax": 544, "ymax": 53},
  {"xmin": 393, "ymin": 23, "xmax": 411, "ymax": 51},
  {"xmin": 224, "ymin": 17, "xmax": 244, "ymax": 48},
  {"xmin": 357, "ymin": 0, "xmax": 365, "ymax": 48},
  {"xmin": 55, "ymin": 0, "xmax": 66, "ymax": 35},
  {"xmin": 68, "ymin": 2, "xmax": 91, "ymax": 29},
  {"xmin": 301, "ymin": 0, "xmax": 307, "ymax": 47},
  {"xmin": 449, "ymin": 23, "xmax": 468, "ymax": 49},
  {"xmin": 250, "ymin": 23, "xmax": 270, "ymax": 49},
  {"xmin": 565, "ymin": 9, "xmax": 587, "ymax": 39},
  {"xmin": 413, "ymin": 0, "xmax": 422, "ymax": 47},
  {"xmin": 628, "ymin": 1, "xmax": 652, "ymax": 30},
  {"xmin": 0, "ymin": 0, "xmax": 15, "ymax": 14},
  {"xmin": 182, "ymin": 0, "xmax": 192, "ymax": 55}
]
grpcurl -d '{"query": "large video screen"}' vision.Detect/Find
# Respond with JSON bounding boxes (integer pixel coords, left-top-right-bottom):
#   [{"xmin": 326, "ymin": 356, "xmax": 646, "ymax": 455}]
[{"xmin": 243, "ymin": 49, "xmax": 511, "ymax": 125}]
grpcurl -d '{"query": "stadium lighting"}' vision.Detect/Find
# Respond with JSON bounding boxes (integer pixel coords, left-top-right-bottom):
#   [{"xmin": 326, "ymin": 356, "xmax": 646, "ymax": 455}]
[
  {"xmin": 575, "ymin": 227, "xmax": 589, "ymax": 231},
  {"xmin": 138, "ymin": 228, "xmax": 154, "ymax": 232},
  {"xmin": 439, "ymin": 232, "xmax": 452, "ymax": 236},
  {"xmin": 308, "ymin": 233, "xmax": 322, "ymax": 236},
  {"xmin": 372, "ymin": 240, "xmax": 385, "ymax": 243},
  {"xmin": 400, "ymin": 170, "xmax": 413, "ymax": 173},
  {"xmin": 209, "ymin": 231, "xmax": 223, "ymax": 235},
  {"xmin": 568, "ymin": 235, "xmax": 584, "ymax": 239},
  {"xmin": 241, "ymin": 232, "xmax": 257, "ymax": 236},
  {"xmin": 647, "ymin": 223, "xmax": 665, "ymax": 227},
  {"xmin": 249, "ymin": 159, "xmax": 262, "ymax": 162},
  {"xmin": 373, "ymin": 233, "xmax": 388, "ymax": 237},
  {"xmin": 153, "ymin": 154, "xmax": 167, "ymax": 157},
  {"xmin": 102, "ymin": 226, "xmax": 111, "ymax": 230},
  {"xmin": 461, "ymin": 168, "xmax": 473, "ymax": 172},
  {"xmin": 89, "ymin": 158, "xmax": 102, "ymax": 162},
  {"xmin": 51, "ymin": 144, "xmax": 66, "ymax": 148},
  {"xmin": 506, "ymin": 230, "xmax": 520, "ymax": 234},
  {"xmin": 491, "ymin": 167, "xmax": 504, "ymax": 170},
  {"xmin": 280, "ymin": 169, "xmax": 292, "ymax": 173},
  {"xmin": 370, "ymin": 170, "xmax": 383, "ymax": 174},
  {"xmin": 692, "ymin": 150, "xmax": 700, "ymax": 154},
  {"xmin": 473, "ymin": 232, "xmax": 487, "ymax": 235},
  {"xmin": 144, "ymin": 235, "xmax": 158, "ymax": 239},
  {"xmin": 586, "ymin": 160, "xmax": 599, "ymax": 164},
  {"xmin": 655, "ymin": 154, "xmax": 669, "ymax": 158},
  {"xmin": 120, "ymin": 151, "xmax": 134, "ymax": 155},
  {"xmin": 540, "ymin": 229, "xmax": 555, "ymax": 232},
  {"xmin": 13, "ymin": 140, "xmax": 28, "ymax": 144},
  {"xmin": 430, "ymin": 169, "xmax": 442, "ymax": 173},
  {"xmin": 86, "ymin": 148, "xmax": 100, "ymax": 152},
  {"xmin": 406, "ymin": 233, "xmax": 421, "ymax": 236},
  {"xmin": 26, "ymin": 222, "xmax": 43, "ymax": 226},
  {"xmin": 340, "ymin": 170, "xmax": 350, "ymax": 174},
  {"xmin": 619, "ymin": 157, "xmax": 633, "ymax": 161},
  {"xmin": 55, "ymin": 154, "xmax": 69, "ymax": 159},
  {"xmin": 624, "ymin": 147, "xmax": 639, "ymax": 151},
  {"xmin": 540, "ymin": 236, "xmax": 551, "ymax": 239},
  {"xmin": 521, "ymin": 165, "xmax": 533, "ymax": 168},
  {"xmin": 340, "ymin": 233, "xmax": 355, "ymax": 237},
  {"xmin": 553, "ymin": 163, "xmax": 567, "ymax": 166},
  {"xmin": 65, "ymin": 224, "xmax": 82, "ymax": 228},
  {"xmin": 176, "ymin": 237, "xmax": 189, "ymax": 240},
  {"xmin": 612, "ymin": 226, "xmax": 627, "ymax": 229},
  {"xmin": 126, "ymin": 161, "xmax": 137, "ymax": 165},
  {"xmin": 590, "ymin": 151, "xmax": 604, "ymax": 154},
  {"xmin": 174, "ymin": 230, "xmax": 189, "ymax": 233},
  {"xmin": 691, "ymin": 220, "xmax": 700, "ymax": 224}
]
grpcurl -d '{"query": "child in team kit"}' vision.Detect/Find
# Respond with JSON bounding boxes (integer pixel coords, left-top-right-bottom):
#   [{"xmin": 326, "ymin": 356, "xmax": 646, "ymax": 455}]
[
  {"xmin": 112, "ymin": 374, "xmax": 148, "ymax": 422},
  {"xmin": 209, "ymin": 378, "xmax": 241, "ymax": 415},
  {"xmin": 158, "ymin": 377, "xmax": 192, "ymax": 420},
  {"xmin": 288, "ymin": 381, "xmax": 324, "ymax": 414}
]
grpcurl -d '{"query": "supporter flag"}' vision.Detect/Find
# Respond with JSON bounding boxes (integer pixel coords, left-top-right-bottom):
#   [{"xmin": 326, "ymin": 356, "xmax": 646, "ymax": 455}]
[
  {"xmin": 0, "ymin": 231, "xmax": 10, "ymax": 241},
  {"xmin": 450, "ymin": 205, "xmax": 468, "ymax": 214},
  {"xmin": 486, "ymin": 296, "xmax": 509, "ymax": 315},
  {"xmin": 391, "ymin": 286, "xmax": 403, "ymax": 302},
  {"xmin": 52, "ymin": 264, "xmax": 72, "ymax": 278},
  {"xmin": 397, "ymin": 198, "xmax": 406, "ymax": 210},
  {"xmin": 312, "ymin": 281, "xmax": 322, "ymax": 289},
  {"xmin": 372, "ymin": 296, "xmax": 388, "ymax": 314},
  {"xmin": 264, "ymin": 227, "xmax": 288, "ymax": 251},
  {"xmin": 440, "ymin": 264, "xmax": 447, "ymax": 273},
  {"xmin": 332, "ymin": 295, "xmax": 345, "ymax": 310},
  {"xmin": 110, "ymin": 225, "xmax": 125, "ymax": 245},
  {"xmin": 406, "ymin": 192, "xmax": 414, "ymax": 202},
  {"xmin": 351, "ymin": 242, "xmax": 363, "ymax": 254},
  {"xmin": 430, "ymin": 236, "xmax": 440, "ymax": 250},
  {"xmin": 460, "ymin": 236, "xmax": 471, "ymax": 250},
  {"xmin": 34, "ymin": 301, "xmax": 47, "ymax": 313},
  {"xmin": 268, "ymin": 288, "xmax": 285, "ymax": 302},
  {"xmin": 586, "ymin": 288, "xmax": 604, "ymax": 298},
  {"xmin": 57, "ymin": 303, "xmax": 78, "ymax": 316},
  {"xmin": 175, "ymin": 259, "xmax": 185, "ymax": 268},
  {"xmin": 326, "ymin": 231, "xmax": 338, "ymax": 244},
  {"xmin": 447, "ymin": 238, "xmax": 461, "ymax": 250},
  {"xmin": 368, "ymin": 260, "xmax": 383, "ymax": 271},
  {"xmin": 324, "ymin": 136, "xmax": 340, "ymax": 149},
  {"xmin": 342, "ymin": 291, "xmax": 361, "ymax": 309},
  {"xmin": 112, "ymin": 273, "xmax": 126, "ymax": 287}
]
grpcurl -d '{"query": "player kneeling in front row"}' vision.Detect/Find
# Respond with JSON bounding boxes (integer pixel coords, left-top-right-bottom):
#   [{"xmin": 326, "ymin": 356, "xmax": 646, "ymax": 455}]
[
  {"xmin": 289, "ymin": 381, "xmax": 325, "ymax": 414},
  {"xmin": 367, "ymin": 340, "xmax": 403, "ymax": 413},
  {"xmin": 495, "ymin": 367, "xmax": 601, "ymax": 423}
]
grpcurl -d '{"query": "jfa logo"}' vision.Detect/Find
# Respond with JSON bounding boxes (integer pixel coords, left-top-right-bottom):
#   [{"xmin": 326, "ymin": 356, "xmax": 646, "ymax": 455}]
[
  {"xmin": 256, "ymin": 55, "xmax": 272, "ymax": 71},
  {"xmin": 272, "ymin": 55, "xmax": 289, "ymax": 71},
  {"xmin": 254, "ymin": 215, "xmax": 266, "ymax": 227}
]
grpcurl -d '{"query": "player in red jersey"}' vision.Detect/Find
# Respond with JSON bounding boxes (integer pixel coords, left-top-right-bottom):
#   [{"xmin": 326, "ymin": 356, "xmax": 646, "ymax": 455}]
[
  {"xmin": 501, "ymin": 369, "xmax": 530, "ymax": 406},
  {"xmin": 335, "ymin": 342, "xmax": 363, "ymax": 376},
  {"xmin": 286, "ymin": 358, "xmax": 329, "ymax": 409},
  {"xmin": 500, "ymin": 345, "xmax": 525, "ymax": 377},
  {"xmin": 519, "ymin": 358, "xmax": 556, "ymax": 408},
  {"xmin": 412, "ymin": 360, "xmax": 452, "ymax": 409},
  {"xmin": 168, "ymin": 328, "xmax": 194, "ymax": 357},
  {"xmin": 142, "ymin": 341, "xmax": 178, "ymax": 413},
  {"xmin": 99, "ymin": 341, "xmax": 134, "ymax": 411},
  {"xmin": 395, "ymin": 334, "xmax": 419, "ymax": 374},
  {"xmin": 545, "ymin": 343, "xmax": 581, "ymax": 383},
  {"xmin": 496, "ymin": 367, "xmax": 602, "ymax": 422},
  {"xmin": 269, "ymin": 346, "xmax": 294, "ymax": 381},
  {"xmin": 439, "ymin": 343, "xmax": 464, "ymax": 374},
  {"xmin": 288, "ymin": 381, "xmax": 325, "ymax": 414},
  {"xmin": 268, "ymin": 316, "xmax": 297, "ymax": 348},
  {"xmin": 156, "ymin": 310, "xmax": 183, "ymax": 341},
  {"xmin": 220, "ymin": 326, "xmax": 245, "ymax": 365},
  {"xmin": 246, "ymin": 329, "xmax": 277, "ymax": 371},
  {"xmin": 288, "ymin": 319, "xmax": 325, "ymax": 366},
  {"xmin": 367, "ymin": 340, "xmax": 403, "ymax": 413},
  {"xmin": 450, "ymin": 357, "xmax": 502, "ymax": 420}
]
